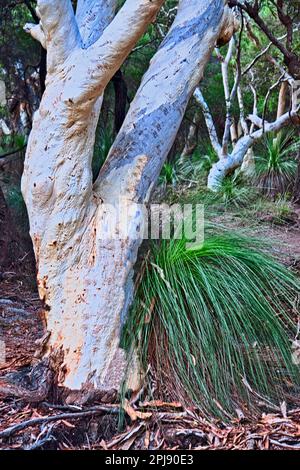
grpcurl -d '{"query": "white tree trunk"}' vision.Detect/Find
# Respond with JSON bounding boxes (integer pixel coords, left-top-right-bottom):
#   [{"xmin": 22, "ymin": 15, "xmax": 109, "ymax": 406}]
[
  {"xmin": 193, "ymin": 87, "xmax": 221, "ymax": 156},
  {"xmin": 20, "ymin": 0, "xmax": 230, "ymax": 402}
]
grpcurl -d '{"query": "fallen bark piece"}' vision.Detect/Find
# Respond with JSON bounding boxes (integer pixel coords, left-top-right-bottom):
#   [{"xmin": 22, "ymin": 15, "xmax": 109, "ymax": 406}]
[{"xmin": 123, "ymin": 399, "xmax": 152, "ymax": 421}]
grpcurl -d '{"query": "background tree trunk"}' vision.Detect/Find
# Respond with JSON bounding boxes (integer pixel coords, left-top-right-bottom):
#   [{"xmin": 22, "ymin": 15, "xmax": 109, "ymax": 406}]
[
  {"xmin": 0, "ymin": 185, "xmax": 14, "ymax": 268},
  {"xmin": 293, "ymin": 147, "xmax": 300, "ymax": 204}
]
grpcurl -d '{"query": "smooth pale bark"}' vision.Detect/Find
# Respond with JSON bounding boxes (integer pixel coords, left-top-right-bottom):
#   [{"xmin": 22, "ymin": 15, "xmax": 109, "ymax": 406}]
[
  {"xmin": 92, "ymin": 0, "xmax": 230, "ymax": 393},
  {"xmin": 21, "ymin": 0, "xmax": 231, "ymax": 401},
  {"xmin": 193, "ymin": 87, "xmax": 221, "ymax": 155},
  {"xmin": 76, "ymin": 0, "xmax": 117, "ymax": 48},
  {"xmin": 220, "ymin": 37, "xmax": 236, "ymax": 154},
  {"xmin": 75, "ymin": 0, "xmax": 118, "ymax": 192},
  {"xmin": 0, "ymin": 119, "xmax": 11, "ymax": 136},
  {"xmin": 95, "ymin": 1, "xmax": 232, "ymax": 196},
  {"xmin": 22, "ymin": 0, "xmax": 165, "ymax": 401},
  {"xmin": 237, "ymin": 84, "xmax": 255, "ymax": 175}
]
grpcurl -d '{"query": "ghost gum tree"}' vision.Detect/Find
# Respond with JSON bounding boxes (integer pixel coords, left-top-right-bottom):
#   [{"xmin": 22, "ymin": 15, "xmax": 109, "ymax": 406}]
[{"xmin": 0, "ymin": 0, "xmax": 236, "ymax": 403}]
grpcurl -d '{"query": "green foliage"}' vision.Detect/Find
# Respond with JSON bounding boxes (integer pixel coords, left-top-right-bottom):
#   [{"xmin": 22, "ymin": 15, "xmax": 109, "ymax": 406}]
[
  {"xmin": 123, "ymin": 230, "xmax": 300, "ymax": 418},
  {"xmin": 159, "ymin": 162, "xmax": 178, "ymax": 188},
  {"xmin": 272, "ymin": 193, "xmax": 294, "ymax": 225},
  {"xmin": 158, "ymin": 144, "xmax": 218, "ymax": 192},
  {"xmin": 180, "ymin": 145, "xmax": 218, "ymax": 178},
  {"xmin": 0, "ymin": 3, "xmax": 39, "ymax": 97},
  {"xmin": 173, "ymin": 169, "xmax": 254, "ymax": 211},
  {"xmin": 6, "ymin": 184, "xmax": 25, "ymax": 215},
  {"xmin": 255, "ymin": 130, "xmax": 299, "ymax": 196}
]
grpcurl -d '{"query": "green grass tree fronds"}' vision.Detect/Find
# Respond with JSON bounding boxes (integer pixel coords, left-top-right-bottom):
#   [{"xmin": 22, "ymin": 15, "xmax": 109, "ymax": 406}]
[
  {"xmin": 122, "ymin": 230, "xmax": 300, "ymax": 419},
  {"xmin": 255, "ymin": 130, "xmax": 299, "ymax": 197}
]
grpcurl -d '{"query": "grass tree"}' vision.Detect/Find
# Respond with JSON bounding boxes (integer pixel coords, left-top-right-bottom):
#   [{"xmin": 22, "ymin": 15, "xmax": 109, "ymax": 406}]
[
  {"xmin": 0, "ymin": 0, "xmax": 237, "ymax": 403},
  {"xmin": 195, "ymin": 32, "xmax": 300, "ymax": 190}
]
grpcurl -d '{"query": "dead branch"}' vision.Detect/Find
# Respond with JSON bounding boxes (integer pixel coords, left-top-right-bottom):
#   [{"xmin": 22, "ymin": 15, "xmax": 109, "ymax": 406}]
[{"xmin": 0, "ymin": 406, "xmax": 120, "ymax": 439}]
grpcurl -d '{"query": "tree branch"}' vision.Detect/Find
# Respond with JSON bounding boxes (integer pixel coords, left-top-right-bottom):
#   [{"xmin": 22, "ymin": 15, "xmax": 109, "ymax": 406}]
[
  {"xmin": 229, "ymin": 0, "xmax": 292, "ymax": 59},
  {"xmin": 237, "ymin": 84, "xmax": 249, "ymax": 135},
  {"xmin": 208, "ymin": 106, "xmax": 300, "ymax": 190},
  {"xmin": 24, "ymin": 23, "xmax": 46, "ymax": 49},
  {"xmin": 229, "ymin": 0, "xmax": 300, "ymax": 78},
  {"xmin": 221, "ymin": 23, "xmax": 243, "ymax": 155},
  {"xmin": 239, "ymin": 107, "xmax": 299, "ymax": 154},
  {"xmin": 94, "ymin": 0, "xmax": 230, "ymax": 194}
]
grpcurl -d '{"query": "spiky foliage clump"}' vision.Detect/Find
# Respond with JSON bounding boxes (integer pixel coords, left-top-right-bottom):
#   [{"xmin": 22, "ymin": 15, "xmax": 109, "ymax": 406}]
[
  {"xmin": 255, "ymin": 130, "xmax": 299, "ymax": 197},
  {"xmin": 272, "ymin": 194, "xmax": 295, "ymax": 225},
  {"xmin": 123, "ymin": 230, "xmax": 300, "ymax": 419}
]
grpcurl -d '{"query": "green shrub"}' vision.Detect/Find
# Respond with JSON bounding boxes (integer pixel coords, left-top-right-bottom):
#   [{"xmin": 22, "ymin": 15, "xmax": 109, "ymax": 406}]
[
  {"xmin": 159, "ymin": 162, "xmax": 178, "ymax": 188},
  {"xmin": 216, "ymin": 171, "xmax": 252, "ymax": 208}
]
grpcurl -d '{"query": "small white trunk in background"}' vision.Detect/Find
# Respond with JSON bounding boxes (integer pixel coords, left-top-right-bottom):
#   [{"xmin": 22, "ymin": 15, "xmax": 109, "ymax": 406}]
[{"xmin": 21, "ymin": 0, "xmax": 232, "ymax": 402}]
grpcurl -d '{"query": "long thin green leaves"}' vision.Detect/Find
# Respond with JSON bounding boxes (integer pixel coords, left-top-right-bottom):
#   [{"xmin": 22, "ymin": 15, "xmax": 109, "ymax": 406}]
[{"xmin": 122, "ymin": 230, "xmax": 300, "ymax": 419}]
